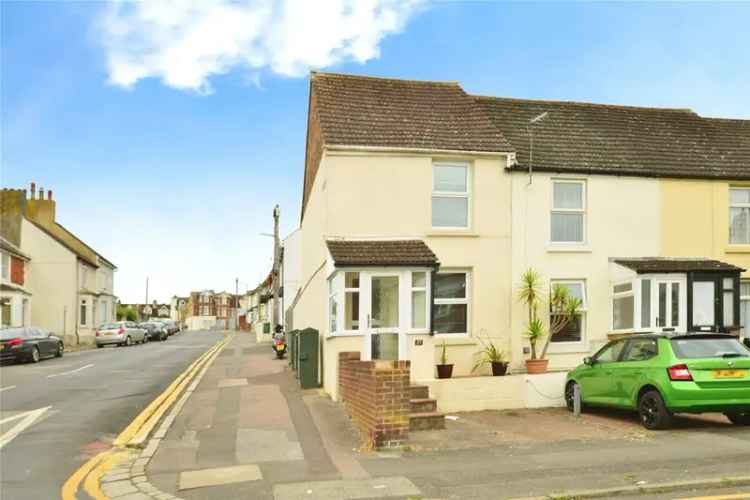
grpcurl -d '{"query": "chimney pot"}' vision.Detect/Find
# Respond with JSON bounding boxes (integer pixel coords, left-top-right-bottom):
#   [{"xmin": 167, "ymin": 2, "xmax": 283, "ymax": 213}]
[
  {"xmin": 39, "ymin": 188, "xmax": 45, "ymax": 200},
  {"xmin": 30, "ymin": 182, "xmax": 36, "ymax": 198},
  {"xmin": 48, "ymin": 190, "xmax": 53, "ymax": 200}
]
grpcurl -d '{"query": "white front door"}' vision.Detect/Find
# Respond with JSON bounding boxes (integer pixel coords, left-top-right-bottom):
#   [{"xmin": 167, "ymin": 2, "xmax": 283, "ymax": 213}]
[
  {"xmin": 653, "ymin": 279, "xmax": 687, "ymax": 332},
  {"xmin": 363, "ymin": 273, "xmax": 401, "ymax": 360}
]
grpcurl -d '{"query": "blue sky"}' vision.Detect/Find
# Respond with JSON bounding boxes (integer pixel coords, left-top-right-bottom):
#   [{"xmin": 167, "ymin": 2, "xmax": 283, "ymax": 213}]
[{"xmin": 3, "ymin": 1, "xmax": 749, "ymax": 303}]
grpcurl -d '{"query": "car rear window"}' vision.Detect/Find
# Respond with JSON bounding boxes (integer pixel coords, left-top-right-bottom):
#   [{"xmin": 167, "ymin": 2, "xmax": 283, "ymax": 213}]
[
  {"xmin": 100, "ymin": 323, "xmax": 120, "ymax": 330},
  {"xmin": 671, "ymin": 338, "xmax": 750, "ymax": 359},
  {"xmin": 0, "ymin": 327, "xmax": 28, "ymax": 340}
]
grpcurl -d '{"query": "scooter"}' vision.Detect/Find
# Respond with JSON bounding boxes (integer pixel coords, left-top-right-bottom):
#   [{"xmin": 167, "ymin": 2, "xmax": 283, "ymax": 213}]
[{"xmin": 272, "ymin": 332, "xmax": 287, "ymax": 360}]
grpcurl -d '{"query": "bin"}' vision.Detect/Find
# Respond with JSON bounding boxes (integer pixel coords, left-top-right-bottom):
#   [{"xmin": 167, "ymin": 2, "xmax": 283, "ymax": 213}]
[{"xmin": 298, "ymin": 328, "xmax": 320, "ymax": 389}]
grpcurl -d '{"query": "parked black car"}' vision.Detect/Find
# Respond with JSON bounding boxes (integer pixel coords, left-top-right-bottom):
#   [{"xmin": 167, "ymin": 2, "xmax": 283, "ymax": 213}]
[
  {"xmin": 0, "ymin": 327, "xmax": 64, "ymax": 363},
  {"xmin": 140, "ymin": 322, "xmax": 168, "ymax": 342}
]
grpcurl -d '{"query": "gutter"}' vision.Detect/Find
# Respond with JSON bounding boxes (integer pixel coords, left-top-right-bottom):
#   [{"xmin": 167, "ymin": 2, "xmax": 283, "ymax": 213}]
[{"xmin": 326, "ymin": 144, "xmax": 515, "ymax": 157}]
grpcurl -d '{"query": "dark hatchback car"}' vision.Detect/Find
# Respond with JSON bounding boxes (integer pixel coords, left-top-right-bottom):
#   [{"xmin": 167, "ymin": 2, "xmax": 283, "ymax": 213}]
[
  {"xmin": 0, "ymin": 327, "xmax": 64, "ymax": 363},
  {"xmin": 140, "ymin": 322, "xmax": 168, "ymax": 342}
]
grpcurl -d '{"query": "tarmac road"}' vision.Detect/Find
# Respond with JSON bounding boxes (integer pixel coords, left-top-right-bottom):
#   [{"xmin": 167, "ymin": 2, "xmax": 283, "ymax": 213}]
[{"xmin": 0, "ymin": 329, "xmax": 224, "ymax": 500}]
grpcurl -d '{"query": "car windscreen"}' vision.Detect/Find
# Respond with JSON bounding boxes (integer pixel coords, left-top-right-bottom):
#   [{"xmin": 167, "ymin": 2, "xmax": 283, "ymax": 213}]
[
  {"xmin": 671, "ymin": 338, "xmax": 750, "ymax": 359},
  {"xmin": 0, "ymin": 328, "xmax": 28, "ymax": 340},
  {"xmin": 100, "ymin": 323, "xmax": 120, "ymax": 330}
]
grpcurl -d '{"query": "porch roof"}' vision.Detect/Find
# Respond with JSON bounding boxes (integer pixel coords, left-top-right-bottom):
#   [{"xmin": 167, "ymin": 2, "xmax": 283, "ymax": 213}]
[
  {"xmin": 326, "ymin": 239, "xmax": 439, "ymax": 268},
  {"xmin": 613, "ymin": 257, "xmax": 745, "ymax": 274}
]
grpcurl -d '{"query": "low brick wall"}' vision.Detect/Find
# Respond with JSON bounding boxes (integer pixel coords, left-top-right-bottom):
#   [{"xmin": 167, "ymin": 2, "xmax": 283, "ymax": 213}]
[{"xmin": 338, "ymin": 352, "xmax": 411, "ymax": 448}]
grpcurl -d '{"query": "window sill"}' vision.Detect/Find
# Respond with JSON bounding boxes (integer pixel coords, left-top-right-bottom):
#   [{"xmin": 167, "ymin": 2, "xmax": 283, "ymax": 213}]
[
  {"xmin": 427, "ymin": 230, "xmax": 479, "ymax": 238},
  {"xmin": 432, "ymin": 334, "xmax": 476, "ymax": 346},
  {"xmin": 326, "ymin": 332, "xmax": 363, "ymax": 339},
  {"xmin": 725, "ymin": 245, "xmax": 750, "ymax": 254},
  {"xmin": 546, "ymin": 244, "xmax": 592, "ymax": 253}
]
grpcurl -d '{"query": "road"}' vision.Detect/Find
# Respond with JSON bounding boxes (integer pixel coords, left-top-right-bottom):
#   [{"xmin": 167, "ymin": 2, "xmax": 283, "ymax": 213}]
[{"xmin": 0, "ymin": 329, "xmax": 224, "ymax": 500}]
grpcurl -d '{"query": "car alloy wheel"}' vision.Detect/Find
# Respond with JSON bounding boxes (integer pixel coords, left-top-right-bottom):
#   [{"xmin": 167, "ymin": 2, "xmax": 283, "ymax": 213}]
[
  {"xmin": 725, "ymin": 412, "xmax": 750, "ymax": 426},
  {"xmin": 638, "ymin": 390, "xmax": 672, "ymax": 430},
  {"xmin": 126, "ymin": 336, "xmax": 132, "ymax": 346},
  {"xmin": 30, "ymin": 347, "xmax": 40, "ymax": 363},
  {"xmin": 56, "ymin": 342, "xmax": 64, "ymax": 357}
]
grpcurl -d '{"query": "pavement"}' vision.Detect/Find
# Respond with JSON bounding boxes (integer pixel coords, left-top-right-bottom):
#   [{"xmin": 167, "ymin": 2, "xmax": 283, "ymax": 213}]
[
  {"xmin": 0, "ymin": 329, "xmax": 224, "ymax": 500},
  {"xmin": 132, "ymin": 333, "xmax": 750, "ymax": 500}
]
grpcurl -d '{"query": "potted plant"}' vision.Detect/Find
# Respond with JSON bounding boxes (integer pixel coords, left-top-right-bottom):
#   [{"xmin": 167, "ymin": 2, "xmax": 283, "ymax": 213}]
[
  {"xmin": 518, "ymin": 268, "xmax": 581, "ymax": 374},
  {"xmin": 472, "ymin": 331, "xmax": 508, "ymax": 376},
  {"xmin": 436, "ymin": 341, "xmax": 453, "ymax": 379}
]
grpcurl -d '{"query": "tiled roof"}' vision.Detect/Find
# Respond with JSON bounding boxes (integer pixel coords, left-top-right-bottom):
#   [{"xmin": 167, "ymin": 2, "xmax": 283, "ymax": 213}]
[
  {"xmin": 475, "ymin": 96, "xmax": 750, "ymax": 180},
  {"xmin": 613, "ymin": 258, "xmax": 745, "ymax": 274},
  {"xmin": 327, "ymin": 239, "xmax": 439, "ymax": 267},
  {"xmin": 311, "ymin": 72, "xmax": 513, "ymax": 153}
]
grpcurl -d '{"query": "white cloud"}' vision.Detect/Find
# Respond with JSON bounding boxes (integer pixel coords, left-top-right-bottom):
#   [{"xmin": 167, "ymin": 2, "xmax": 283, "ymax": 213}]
[{"xmin": 98, "ymin": 0, "xmax": 423, "ymax": 93}]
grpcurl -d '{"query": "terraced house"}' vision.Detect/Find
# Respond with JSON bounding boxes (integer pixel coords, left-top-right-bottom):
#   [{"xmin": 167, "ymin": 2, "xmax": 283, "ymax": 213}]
[{"xmin": 285, "ymin": 72, "xmax": 750, "ymax": 402}]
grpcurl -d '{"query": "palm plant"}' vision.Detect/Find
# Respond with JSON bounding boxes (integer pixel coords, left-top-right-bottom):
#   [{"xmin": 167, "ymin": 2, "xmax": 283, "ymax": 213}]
[
  {"xmin": 472, "ymin": 331, "xmax": 507, "ymax": 373},
  {"xmin": 524, "ymin": 317, "xmax": 546, "ymax": 360},
  {"xmin": 518, "ymin": 268, "xmax": 544, "ymax": 359},
  {"xmin": 542, "ymin": 284, "xmax": 583, "ymax": 359}
]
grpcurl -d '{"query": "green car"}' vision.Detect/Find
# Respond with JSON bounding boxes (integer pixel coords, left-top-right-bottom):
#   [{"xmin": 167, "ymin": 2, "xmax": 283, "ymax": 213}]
[{"xmin": 565, "ymin": 333, "xmax": 750, "ymax": 430}]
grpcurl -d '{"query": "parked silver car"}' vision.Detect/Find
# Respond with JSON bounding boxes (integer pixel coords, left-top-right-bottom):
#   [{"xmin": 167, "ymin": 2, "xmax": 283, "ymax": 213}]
[{"xmin": 95, "ymin": 321, "xmax": 147, "ymax": 347}]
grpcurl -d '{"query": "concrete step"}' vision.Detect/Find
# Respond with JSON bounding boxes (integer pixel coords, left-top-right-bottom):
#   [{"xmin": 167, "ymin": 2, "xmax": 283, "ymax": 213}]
[
  {"xmin": 409, "ymin": 385, "xmax": 430, "ymax": 400},
  {"xmin": 409, "ymin": 411, "xmax": 446, "ymax": 431},
  {"xmin": 410, "ymin": 398, "xmax": 437, "ymax": 413}
]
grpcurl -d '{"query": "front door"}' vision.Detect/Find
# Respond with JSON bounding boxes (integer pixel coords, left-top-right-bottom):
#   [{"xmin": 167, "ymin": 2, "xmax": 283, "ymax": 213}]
[
  {"xmin": 653, "ymin": 279, "xmax": 686, "ymax": 333},
  {"xmin": 366, "ymin": 274, "xmax": 400, "ymax": 360}
]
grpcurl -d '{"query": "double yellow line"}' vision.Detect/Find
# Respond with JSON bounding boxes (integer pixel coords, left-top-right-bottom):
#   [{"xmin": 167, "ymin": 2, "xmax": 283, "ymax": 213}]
[{"xmin": 61, "ymin": 335, "xmax": 232, "ymax": 500}]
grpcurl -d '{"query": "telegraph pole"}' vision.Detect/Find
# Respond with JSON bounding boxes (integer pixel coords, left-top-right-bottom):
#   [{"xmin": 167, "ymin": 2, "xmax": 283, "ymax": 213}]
[
  {"xmin": 235, "ymin": 277, "xmax": 239, "ymax": 331},
  {"xmin": 271, "ymin": 205, "xmax": 280, "ymax": 329}
]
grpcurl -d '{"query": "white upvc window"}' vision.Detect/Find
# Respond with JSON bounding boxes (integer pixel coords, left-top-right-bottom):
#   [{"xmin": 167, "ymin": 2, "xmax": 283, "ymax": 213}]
[
  {"xmin": 410, "ymin": 271, "xmax": 429, "ymax": 331},
  {"xmin": 1, "ymin": 253, "xmax": 9, "ymax": 282},
  {"xmin": 550, "ymin": 279, "xmax": 587, "ymax": 344},
  {"xmin": 741, "ymin": 281, "xmax": 750, "ymax": 339},
  {"xmin": 328, "ymin": 277, "xmax": 338, "ymax": 335},
  {"xmin": 730, "ymin": 187, "xmax": 750, "ymax": 244},
  {"xmin": 433, "ymin": 271, "xmax": 470, "ymax": 335},
  {"xmin": 612, "ymin": 281, "xmax": 635, "ymax": 331},
  {"xmin": 551, "ymin": 179, "xmax": 586, "ymax": 244},
  {"xmin": 432, "ymin": 162, "xmax": 470, "ymax": 229},
  {"xmin": 343, "ymin": 272, "xmax": 360, "ymax": 332}
]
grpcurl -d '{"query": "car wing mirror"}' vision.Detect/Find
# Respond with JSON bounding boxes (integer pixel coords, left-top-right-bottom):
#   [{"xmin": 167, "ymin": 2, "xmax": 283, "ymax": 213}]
[{"xmin": 583, "ymin": 356, "xmax": 595, "ymax": 366}]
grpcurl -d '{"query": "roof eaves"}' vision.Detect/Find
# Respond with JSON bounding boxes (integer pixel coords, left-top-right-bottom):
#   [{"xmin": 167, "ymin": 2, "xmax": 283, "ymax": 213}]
[{"xmin": 54, "ymin": 222, "xmax": 117, "ymax": 269}]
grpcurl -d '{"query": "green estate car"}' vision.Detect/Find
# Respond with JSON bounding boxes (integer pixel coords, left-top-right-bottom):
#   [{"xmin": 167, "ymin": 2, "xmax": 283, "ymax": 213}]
[{"xmin": 565, "ymin": 333, "xmax": 750, "ymax": 430}]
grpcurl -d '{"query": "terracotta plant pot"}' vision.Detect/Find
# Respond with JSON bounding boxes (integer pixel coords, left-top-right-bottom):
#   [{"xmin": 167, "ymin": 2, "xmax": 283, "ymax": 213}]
[
  {"xmin": 525, "ymin": 359, "xmax": 549, "ymax": 374},
  {"xmin": 436, "ymin": 364, "xmax": 454, "ymax": 379},
  {"xmin": 491, "ymin": 361, "xmax": 508, "ymax": 376}
]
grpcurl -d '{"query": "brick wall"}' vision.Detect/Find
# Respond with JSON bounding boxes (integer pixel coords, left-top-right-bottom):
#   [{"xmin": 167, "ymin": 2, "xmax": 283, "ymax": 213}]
[{"xmin": 338, "ymin": 352, "xmax": 411, "ymax": 449}]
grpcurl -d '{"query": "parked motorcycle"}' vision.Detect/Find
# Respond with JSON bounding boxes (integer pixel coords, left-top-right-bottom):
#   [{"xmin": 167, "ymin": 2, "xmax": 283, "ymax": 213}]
[{"xmin": 272, "ymin": 330, "xmax": 287, "ymax": 360}]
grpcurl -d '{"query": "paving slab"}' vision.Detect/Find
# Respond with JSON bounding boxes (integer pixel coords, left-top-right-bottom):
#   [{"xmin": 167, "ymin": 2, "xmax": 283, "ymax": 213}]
[
  {"xmin": 272, "ymin": 476, "xmax": 420, "ymax": 500},
  {"xmin": 217, "ymin": 378, "xmax": 248, "ymax": 388},
  {"xmin": 235, "ymin": 428, "xmax": 303, "ymax": 463},
  {"xmin": 178, "ymin": 464, "xmax": 262, "ymax": 490}
]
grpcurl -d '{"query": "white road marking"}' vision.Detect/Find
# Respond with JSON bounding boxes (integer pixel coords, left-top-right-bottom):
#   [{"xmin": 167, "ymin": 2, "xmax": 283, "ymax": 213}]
[
  {"xmin": 0, "ymin": 406, "xmax": 51, "ymax": 449},
  {"xmin": 0, "ymin": 386, "xmax": 16, "ymax": 393},
  {"xmin": 47, "ymin": 363, "xmax": 94, "ymax": 378}
]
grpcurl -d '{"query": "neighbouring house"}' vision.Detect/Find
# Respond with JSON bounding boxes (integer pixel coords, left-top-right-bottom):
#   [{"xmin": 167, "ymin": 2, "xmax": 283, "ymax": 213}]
[
  {"xmin": 284, "ymin": 71, "xmax": 750, "ymax": 404},
  {"xmin": 251, "ymin": 273, "xmax": 275, "ymax": 342},
  {"xmin": 128, "ymin": 301, "xmax": 171, "ymax": 320},
  {"xmin": 214, "ymin": 291, "xmax": 239, "ymax": 330},
  {"xmin": 170, "ymin": 295, "xmax": 188, "ymax": 325},
  {"xmin": 0, "ymin": 236, "xmax": 32, "ymax": 327},
  {"xmin": 185, "ymin": 290, "xmax": 217, "ymax": 330},
  {"xmin": 0, "ymin": 184, "xmax": 118, "ymax": 344}
]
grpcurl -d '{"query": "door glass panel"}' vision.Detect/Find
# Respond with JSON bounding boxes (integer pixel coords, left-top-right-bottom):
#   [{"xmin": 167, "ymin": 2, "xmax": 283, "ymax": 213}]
[
  {"xmin": 345, "ymin": 292, "xmax": 359, "ymax": 330},
  {"xmin": 723, "ymin": 291, "xmax": 734, "ymax": 326},
  {"xmin": 371, "ymin": 333, "xmax": 399, "ymax": 360},
  {"xmin": 641, "ymin": 279, "xmax": 651, "ymax": 329},
  {"xmin": 658, "ymin": 283, "xmax": 667, "ymax": 327},
  {"xmin": 671, "ymin": 283, "xmax": 680, "ymax": 327},
  {"xmin": 371, "ymin": 276, "xmax": 399, "ymax": 328},
  {"xmin": 692, "ymin": 281, "xmax": 715, "ymax": 326},
  {"xmin": 411, "ymin": 290, "xmax": 426, "ymax": 328}
]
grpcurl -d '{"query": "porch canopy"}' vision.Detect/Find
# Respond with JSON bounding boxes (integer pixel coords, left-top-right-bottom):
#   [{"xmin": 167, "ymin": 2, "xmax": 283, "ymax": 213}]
[
  {"xmin": 609, "ymin": 257, "xmax": 745, "ymax": 335},
  {"xmin": 326, "ymin": 239, "xmax": 439, "ymax": 268}
]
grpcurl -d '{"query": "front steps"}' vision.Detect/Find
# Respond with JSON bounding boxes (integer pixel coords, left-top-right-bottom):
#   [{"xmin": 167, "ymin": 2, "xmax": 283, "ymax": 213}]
[{"xmin": 409, "ymin": 385, "xmax": 445, "ymax": 431}]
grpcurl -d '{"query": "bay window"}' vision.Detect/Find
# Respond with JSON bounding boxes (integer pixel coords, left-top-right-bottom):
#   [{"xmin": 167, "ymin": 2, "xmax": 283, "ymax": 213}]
[
  {"xmin": 432, "ymin": 162, "xmax": 470, "ymax": 229},
  {"xmin": 612, "ymin": 282, "xmax": 635, "ymax": 331},
  {"xmin": 730, "ymin": 187, "xmax": 750, "ymax": 244},
  {"xmin": 550, "ymin": 280, "xmax": 586, "ymax": 343},
  {"xmin": 551, "ymin": 180, "xmax": 586, "ymax": 244},
  {"xmin": 741, "ymin": 281, "xmax": 750, "ymax": 338},
  {"xmin": 344, "ymin": 272, "xmax": 360, "ymax": 331},
  {"xmin": 433, "ymin": 272, "xmax": 469, "ymax": 334},
  {"xmin": 328, "ymin": 278, "xmax": 338, "ymax": 334}
]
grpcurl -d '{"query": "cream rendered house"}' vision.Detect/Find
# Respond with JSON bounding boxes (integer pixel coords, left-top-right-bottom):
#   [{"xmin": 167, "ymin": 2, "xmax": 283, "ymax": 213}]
[
  {"xmin": 288, "ymin": 72, "xmax": 749, "ymax": 401},
  {"xmin": 0, "ymin": 236, "xmax": 32, "ymax": 327}
]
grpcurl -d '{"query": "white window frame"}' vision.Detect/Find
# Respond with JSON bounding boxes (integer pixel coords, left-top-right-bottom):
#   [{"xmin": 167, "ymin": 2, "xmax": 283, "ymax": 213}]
[
  {"xmin": 550, "ymin": 179, "xmax": 587, "ymax": 245},
  {"xmin": 1, "ymin": 253, "xmax": 9, "ymax": 282},
  {"xmin": 740, "ymin": 280, "xmax": 750, "ymax": 339},
  {"xmin": 409, "ymin": 271, "xmax": 430, "ymax": 334},
  {"xmin": 327, "ymin": 275, "xmax": 339, "ymax": 336},
  {"xmin": 549, "ymin": 279, "xmax": 587, "ymax": 350},
  {"xmin": 433, "ymin": 270, "xmax": 471, "ymax": 337},
  {"xmin": 729, "ymin": 187, "xmax": 750, "ymax": 244},
  {"xmin": 611, "ymin": 280, "xmax": 636, "ymax": 332},
  {"xmin": 431, "ymin": 161, "xmax": 471, "ymax": 230},
  {"xmin": 341, "ymin": 272, "xmax": 361, "ymax": 334}
]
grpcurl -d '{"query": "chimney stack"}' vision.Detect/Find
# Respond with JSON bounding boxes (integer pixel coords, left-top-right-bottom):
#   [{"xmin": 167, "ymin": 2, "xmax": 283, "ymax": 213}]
[
  {"xmin": 48, "ymin": 190, "xmax": 53, "ymax": 200},
  {"xmin": 30, "ymin": 182, "xmax": 36, "ymax": 199}
]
